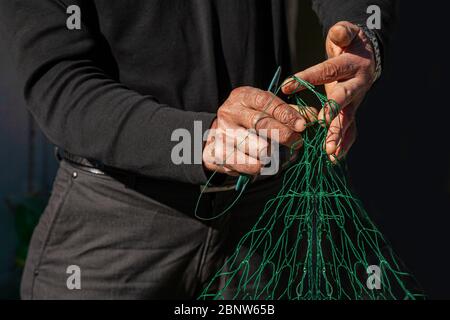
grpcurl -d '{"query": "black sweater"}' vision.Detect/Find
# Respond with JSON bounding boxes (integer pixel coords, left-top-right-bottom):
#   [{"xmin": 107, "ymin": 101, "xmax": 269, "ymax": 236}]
[{"xmin": 0, "ymin": 0, "xmax": 394, "ymax": 184}]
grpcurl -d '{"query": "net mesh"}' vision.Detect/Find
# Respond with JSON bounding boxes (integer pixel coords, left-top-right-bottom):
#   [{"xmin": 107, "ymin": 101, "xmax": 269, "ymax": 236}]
[{"xmin": 197, "ymin": 76, "xmax": 424, "ymax": 300}]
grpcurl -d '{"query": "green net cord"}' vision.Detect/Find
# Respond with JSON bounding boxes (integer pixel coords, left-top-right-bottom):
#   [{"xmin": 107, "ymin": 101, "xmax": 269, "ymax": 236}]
[{"xmin": 197, "ymin": 76, "xmax": 425, "ymax": 300}]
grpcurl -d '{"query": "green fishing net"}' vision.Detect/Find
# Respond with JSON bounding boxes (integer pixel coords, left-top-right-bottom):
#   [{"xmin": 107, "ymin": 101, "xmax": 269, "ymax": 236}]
[{"xmin": 197, "ymin": 76, "xmax": 424, "ymax": 300}]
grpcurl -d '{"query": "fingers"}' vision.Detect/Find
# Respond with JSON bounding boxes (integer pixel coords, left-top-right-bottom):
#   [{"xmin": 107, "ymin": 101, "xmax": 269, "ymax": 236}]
[
  {"xmin": 223, "ymin": 148, "xmax": 263, "ymax": 175},
  {"xmin": 221, "ymin": 87, "xmax": 310, "ymax": 148},
  {"xmin": 203, "ymin": 143, "xmax": 260, "ymax": 176},
  {"xmin": 254, "ymin": 116, "xmax": 303, "ymax": 148},
  {"xmin": 220, "ymin": 107, "xmax": 301, "ymax": 148},
  {"xmin": 202, "ymin": 127, "xmax": 268, "ymax": 176},
  {"xmin": 324, "ymin": 103, "xmax": 356, "ymax": 156},
  {"xmin": 289, "ymin": 105, "xmax": 319, "ymax": 123},
  {"xmin": 237, "ymin": 87, "xmax": 308, "ymax": 132},
  {"xmin": 214, "ymin": 132, "xmax": 262, "ymax": 175},
  {"xmin": 281, "ymin": 54, "xmax": 358, "ymax": 94},
  {"xmin": 331, "ymin": 122, "xmax": 357, "ymax": 162},
  {"xmin": 232, "ymin": 127, "xmax": 269, "ymax": 160},
  {"xmin": 328, "ymin": 21, "xmax": 360, "ymax": 49},
  {"xmin": 233, "ymin": 105, "xmax": 303, "ymax": 148},
  {"xmin": 209, "ymin": 86, "xmax": 319, "ymax": 176},
  {"xmin": 318, "ymin": 80, "xmax": 360, "ymax": 159},
  {"xmin": 203, "ymin": 142, "xmax": 239, "ymax": 176},
  {"xmin": 319, "ymin": 78, "xmax": 361, "ymax": 124}
]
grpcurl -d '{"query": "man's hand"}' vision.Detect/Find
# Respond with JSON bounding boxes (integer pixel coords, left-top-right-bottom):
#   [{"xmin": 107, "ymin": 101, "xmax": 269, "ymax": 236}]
[
  {"xmin": 203, "ymin": 86, "xmax": 314, "ymax": 176},
  {"xmin": 282, "ymin": 21, "xmax": 377, "ymax": 161}
]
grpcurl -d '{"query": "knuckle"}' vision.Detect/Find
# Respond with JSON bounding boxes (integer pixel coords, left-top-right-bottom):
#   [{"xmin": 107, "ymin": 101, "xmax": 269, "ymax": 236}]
[
  {"xmin": 229, "ymin": 86, "xmax": 249, "ymax": 101},
  {"xmin": 255, "ymin": 116, "xmax": 271, "ymax": 131},
  {"xmin": 322, "ymin": 62, "xmax": 339, "ymax": 81},
  {"xmin": 217, "ymin": 107, "xmax": 226, "ymax": 118},
  {"xmin": 346, "ymin": 61, "xmax": 358, "ymax": 75},
  {"xmin": 217, "ymin": 106, "xmax": 234, "ymax": 123},
  {"xmin": 249, "ymin": 113, "xmax": 259, "ymax": 129},
  {"xmin": 230, "ymin": 86, "xmax": 244, "ymax": 97},
  {"xmin": 274, "ymin": 106, "xmax": 297, "ymax": 127},
  {"xmin": 328, "ymin": 124, "xmax": 341, "ymax": 135},
  {"xmin": 254, "ymin": 91, "xmax": 272, "ymax": 109},
  {"xmin": 218, "ymin": 103, "xmax": 238, "ymax": 121}
]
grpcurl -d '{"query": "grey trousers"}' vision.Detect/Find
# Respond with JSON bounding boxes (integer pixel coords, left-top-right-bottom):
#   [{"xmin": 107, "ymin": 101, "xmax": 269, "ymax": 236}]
[{"xmin": 21, "ymin": 160, "xmax": 283, "ymax": 299}]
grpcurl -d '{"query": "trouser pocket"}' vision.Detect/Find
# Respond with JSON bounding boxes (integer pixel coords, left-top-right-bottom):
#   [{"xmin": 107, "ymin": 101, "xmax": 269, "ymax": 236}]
[
  {"xmin": 21, "ymin": 162, "xmax": 74, "ymax": 300},
  {"xmin": 23, "ymin": 160, "xmax": 212, "ymax": 299}
]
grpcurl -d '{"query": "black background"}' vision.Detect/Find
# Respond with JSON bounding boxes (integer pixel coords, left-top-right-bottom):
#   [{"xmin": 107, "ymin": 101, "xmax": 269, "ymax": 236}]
[{"xmin": 345, "ymin": 1, "xmax": 450, "ymax": 298}]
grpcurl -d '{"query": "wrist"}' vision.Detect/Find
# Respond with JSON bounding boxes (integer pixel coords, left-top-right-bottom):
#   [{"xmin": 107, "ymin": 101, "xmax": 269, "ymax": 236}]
[{"xmin": 356, "ymin": 24, "xmax": 382, "ymax": 82}]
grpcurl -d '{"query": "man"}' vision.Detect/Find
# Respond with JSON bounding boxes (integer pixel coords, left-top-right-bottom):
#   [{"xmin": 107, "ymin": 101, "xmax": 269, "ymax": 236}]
[{"xmin": 0, "ymin": 0, "xmax": 393, "ymax": 299}]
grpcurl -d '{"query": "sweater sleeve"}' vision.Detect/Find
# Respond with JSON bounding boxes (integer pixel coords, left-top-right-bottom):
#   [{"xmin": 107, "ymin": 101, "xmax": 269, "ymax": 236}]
[{"xmin": 0, "ymin": 0, "xmax": 216, "ymax": 184}]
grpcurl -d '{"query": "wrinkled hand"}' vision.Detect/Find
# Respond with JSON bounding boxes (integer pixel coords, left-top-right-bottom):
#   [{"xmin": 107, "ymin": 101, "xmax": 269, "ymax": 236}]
[
  {"xmin": 282, "ymin": 21, "xmax": 376, "ymax": 161},
  {"xmin": 203, "ymin": 86, "xmax": 316, "ymax": 176}
]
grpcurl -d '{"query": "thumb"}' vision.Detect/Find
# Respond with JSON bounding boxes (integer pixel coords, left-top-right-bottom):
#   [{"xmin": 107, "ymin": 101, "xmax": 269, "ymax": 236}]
[{"xmin": 328, "ymin": 21, "xmax": 360, "ymax": 48}]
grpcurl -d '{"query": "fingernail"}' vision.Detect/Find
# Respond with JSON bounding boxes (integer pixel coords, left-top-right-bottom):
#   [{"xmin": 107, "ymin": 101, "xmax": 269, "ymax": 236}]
[
  {"xmin": 326, "ymin": 141, "xmax": 337, "ymax": 155},
  {"xmin": 281, "ymin": 79, "xmax": 291, "ymax": 92}
]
